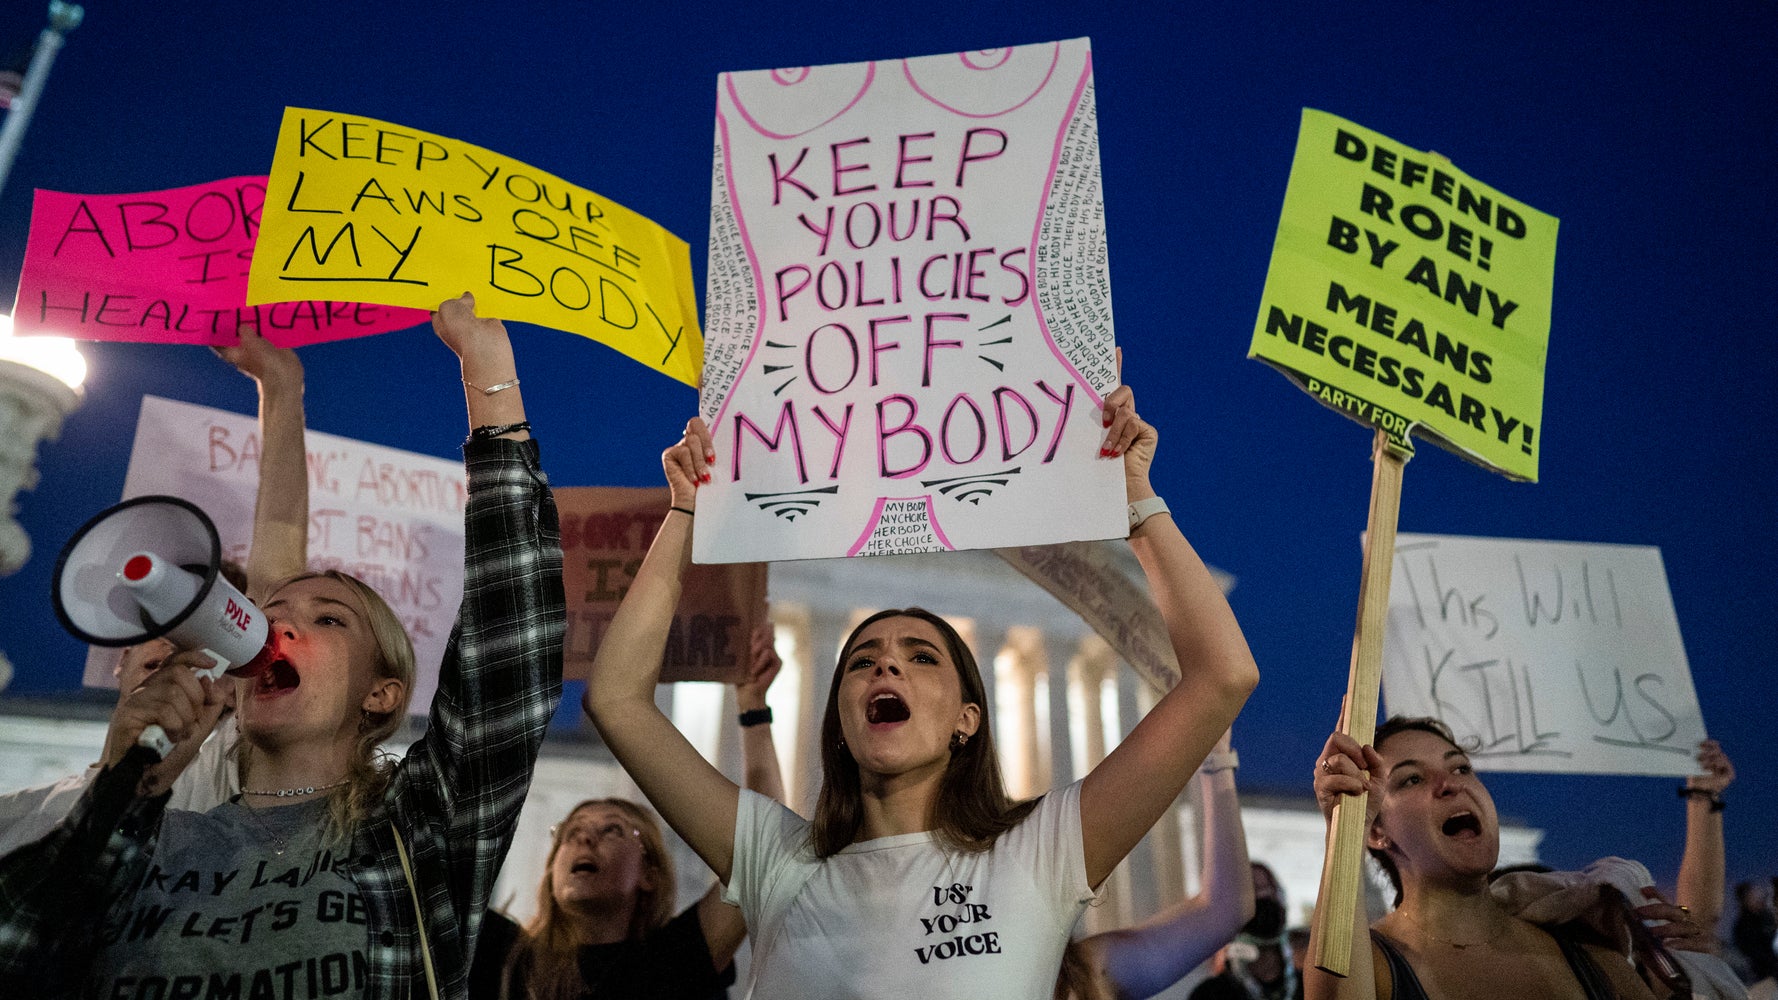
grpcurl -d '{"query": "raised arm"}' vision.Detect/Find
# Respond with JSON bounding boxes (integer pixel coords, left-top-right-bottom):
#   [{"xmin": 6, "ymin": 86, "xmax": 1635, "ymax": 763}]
[
  {"xmin": 582, "ymin": 417, "xmax": 741, "ymax": 882},
  {"xmin": 396, "ymin": 295, "xmax": 563, "ymax": 964},
  {"xmin": 1075, "ymin": 731, "xmax": 1254, "ymax": 999},
  {"xmin": 214, "ymin": 324, "xmax": 308, "ymax": 600},
  {"xmin": 1078, "ymin": 386, "xmax": 1261, "ymax": 888},
  {"xmin": 735, "ymin": 622, "xmax": 789, "ymax": 804},
  {"xmin": 1674, "ymin": 739, "xmax": 1732, "ymax": 930},
  {"xmin": 697, "ymin": 621, "xmax": 791, "ymax": 968},
  {"xmin": 1306, "ymin": 731, "xmax": 1386, "ymax": 1000}
]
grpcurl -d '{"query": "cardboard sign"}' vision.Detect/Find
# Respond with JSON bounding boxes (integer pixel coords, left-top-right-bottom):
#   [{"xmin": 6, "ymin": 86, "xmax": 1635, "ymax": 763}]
[
  {"xmin": 1250, "ymin": 110, "xmax": 1558, "ymax": 481},
  {"xmin": 694, "ymin": 38, "xmax": 1126, "ymax": 564},
  {"xmin": 1382, "ymin": 533, "xmax": 1706, "ymax": 776},
  {"xmin": 557, "ymin": 487, "xmax": 767, "ymax": 683},
  {"xmin": 12, "ymin": 177, "xmax": 428, "ymax": 345},
  {"xmin": 86, "ymin": 396, "xmax": 467, "ymax": 711},
  {"xmin": 246, "ymin": 108, "xmax": 703, "ymax": 385},
  {"xmin": 996, "ymin": 540, "xmax": 1182, "ymax": 694}
]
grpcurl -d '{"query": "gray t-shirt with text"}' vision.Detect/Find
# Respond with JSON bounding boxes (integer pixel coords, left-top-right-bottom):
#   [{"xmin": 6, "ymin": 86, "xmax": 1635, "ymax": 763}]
[{"xmin": 90, "ymin": 797, "xmax": 369, "ymax": 1000}]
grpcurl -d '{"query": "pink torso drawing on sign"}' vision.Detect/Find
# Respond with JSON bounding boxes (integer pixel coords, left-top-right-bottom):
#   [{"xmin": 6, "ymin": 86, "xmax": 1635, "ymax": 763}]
[{"xmin": 698, "ymin": 38, "xmax": 1125, "ymax": 564}]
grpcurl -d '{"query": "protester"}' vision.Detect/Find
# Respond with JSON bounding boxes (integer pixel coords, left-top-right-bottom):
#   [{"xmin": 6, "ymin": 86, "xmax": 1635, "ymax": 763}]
[
  {"xmin": 1058, "ymin": 731, "xmax": 1254, "ymax": 1000},
  {"xmin": 1734, "ymin": 882, "xmax": 1777, "ymax": 986},
  {"xmin": 1189, "ymin": 861, "xmax": 1292, "ymax": 1000},
  {"xmin": 1307, "ymin": 715, "xmax": 1661, "ymax": 1000},
  {"xmin": 0, "ymin": 324, "xmax": 306, "ymax": 857},
  {"xmin": 583, "ymin": 387, "xmax": 1260, "ymax": 998},
  {"xmin": 0, "ymin": 293, "xmax": 565, "ymax": 999},
  {"xmin": 473, "ymin": 623, "xmax": 787, "ymax": 1000}
]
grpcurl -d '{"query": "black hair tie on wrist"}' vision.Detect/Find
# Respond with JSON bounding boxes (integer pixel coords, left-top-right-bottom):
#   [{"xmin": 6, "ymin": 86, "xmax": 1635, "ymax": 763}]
[
  {"xmin": 1678, "ymin": 785, "xmax": 1725, "ymax": 812},
  {"xmin": 467, "ymin": 421, "xmax": 531, "ymax": 443},
  {"xmin": 670, "ymin": 506, "xmax": 695, "ymax": 518},
  {"xmin": 739, "ymin": 707, "xmax": 773, "ymax": 728}
]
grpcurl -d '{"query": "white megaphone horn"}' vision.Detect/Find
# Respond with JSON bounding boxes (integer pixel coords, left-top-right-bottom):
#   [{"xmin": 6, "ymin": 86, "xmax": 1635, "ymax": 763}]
[{"xmin": 52, "ymin": 495, "xmax": 279, "ymax": 758}]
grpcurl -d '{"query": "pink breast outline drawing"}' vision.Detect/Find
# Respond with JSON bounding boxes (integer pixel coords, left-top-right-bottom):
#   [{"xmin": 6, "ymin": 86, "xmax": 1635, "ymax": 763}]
[{"xmin": 724, "ymin": 62, "xmax": 877, "ymax": 140}]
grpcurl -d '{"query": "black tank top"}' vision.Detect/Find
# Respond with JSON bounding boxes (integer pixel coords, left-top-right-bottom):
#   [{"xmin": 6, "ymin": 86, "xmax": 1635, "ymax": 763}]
[{"xmin": 1370, "ymin": 928, "xmax": 1615, "ymax": 1000}]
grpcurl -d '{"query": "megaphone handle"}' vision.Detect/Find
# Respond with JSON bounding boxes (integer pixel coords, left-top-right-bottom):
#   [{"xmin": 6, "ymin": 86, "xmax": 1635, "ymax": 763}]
[
  {"xmin": 193, "ymin": 650, "xmax": 229, "ymax": 681},
  {"xmin": 133, "ymin": 654, "xmax": 229, "ymax": 759},
  {"xmin": 137, "ymin": 725, "xmax": 174, "ymax": 759}
]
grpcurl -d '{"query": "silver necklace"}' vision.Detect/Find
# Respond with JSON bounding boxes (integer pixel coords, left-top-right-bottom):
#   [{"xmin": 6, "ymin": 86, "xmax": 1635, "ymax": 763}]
[
  {"xmin": 237, "ymin": 802, "xmax": 292, "ymax": 856},
  {"xmin": 241, "ymin": 778, "xmax": 349, "ymax": 798}
]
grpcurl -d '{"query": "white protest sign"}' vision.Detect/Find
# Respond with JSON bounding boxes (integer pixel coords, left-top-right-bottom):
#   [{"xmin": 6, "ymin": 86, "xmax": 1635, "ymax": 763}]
[
  {"xmin": 84, "ymin": 396, "xmax": 466, "ymax": 710},
  {"xmin": 696, "ymin": 38, "xmax": 1125, "ymax": 564},
  {"xmin": 1383, "ymin": 533, "xmax": 1706, "ymax": 776}
]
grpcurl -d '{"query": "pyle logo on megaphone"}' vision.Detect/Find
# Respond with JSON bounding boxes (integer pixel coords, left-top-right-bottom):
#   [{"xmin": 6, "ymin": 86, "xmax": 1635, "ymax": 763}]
[{"xmin": 53, "ymin": 496, "xmax": 281, "ymax": 757}]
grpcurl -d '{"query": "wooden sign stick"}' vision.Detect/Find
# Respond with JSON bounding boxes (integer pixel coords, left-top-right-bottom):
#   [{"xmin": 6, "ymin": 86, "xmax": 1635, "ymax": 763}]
[{"xmin": 1309, "ymin": 427, "xmax": 1410, "ymax": 976}]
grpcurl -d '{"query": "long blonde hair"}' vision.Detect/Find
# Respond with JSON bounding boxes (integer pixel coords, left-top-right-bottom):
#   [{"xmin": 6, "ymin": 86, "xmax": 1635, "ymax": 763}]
[
  {"xmin": 506, "ymin": 799, "xmax": 677, "ymax": 1000},
  {"xmin": 236, "ymin": 570, "xmax": 416, "ymax": 844}
]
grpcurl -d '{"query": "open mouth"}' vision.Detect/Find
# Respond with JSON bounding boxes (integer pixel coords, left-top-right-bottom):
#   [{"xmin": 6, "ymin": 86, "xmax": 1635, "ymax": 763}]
[
  {"xmin": 866, "ymin": 691, "xmax": 910, "ymax": 725},
  {"xmin": 570, "ymin": 860, "xmax": 599, "ymax": 875},
  {"xmin": 1441, "ymin": 811, "xmax": 1482, "ymax": 838},
  {"xmin": 254, "ymin": 659, "xmax": 301, "ymax": 694}
]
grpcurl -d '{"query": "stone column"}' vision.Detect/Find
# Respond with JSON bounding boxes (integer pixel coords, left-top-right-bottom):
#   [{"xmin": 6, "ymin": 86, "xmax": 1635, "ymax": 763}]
[{"xmin": 1043, "ymin": 632, "xmax": 1081, "ymax": 788}]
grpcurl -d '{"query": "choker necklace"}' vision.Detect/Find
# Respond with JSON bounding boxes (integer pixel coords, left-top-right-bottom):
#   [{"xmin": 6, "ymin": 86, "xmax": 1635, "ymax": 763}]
[
  {"xmin": 1399, "ymin": 909, "xmax": 1507, "ymax": 950},
  {"xmin": 242, "ymin": 779, "xmax": 349, "ymax": 798}
]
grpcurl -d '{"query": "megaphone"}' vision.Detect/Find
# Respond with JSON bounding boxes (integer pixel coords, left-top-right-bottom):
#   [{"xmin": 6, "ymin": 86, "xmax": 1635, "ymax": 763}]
[{"xmin": 51, "ymin": 495, "xmax": 278, "ymax": 758}]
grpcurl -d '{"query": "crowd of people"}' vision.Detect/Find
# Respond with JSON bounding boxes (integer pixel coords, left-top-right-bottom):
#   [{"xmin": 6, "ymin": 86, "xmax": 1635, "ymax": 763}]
[{"xmin": 0, "ymin": 295, "xmax": 1764, "ymax": 1000}]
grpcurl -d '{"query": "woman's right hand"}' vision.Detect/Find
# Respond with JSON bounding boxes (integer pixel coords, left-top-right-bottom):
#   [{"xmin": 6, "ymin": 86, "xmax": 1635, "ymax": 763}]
[
  {"xmin": 663, "ymin": 417, "xmax": 715, "ymax": 512},
  {"xmin": 103, "ymin": 650, "xmax": 230, "ymax": 796},
  {"xmin": 1313, "ymin": 731, "xmax": 1383, "ymax": 823},
  {"xmin": 1685, "ymin": 739, "xmax": 1734, "ymax": 795}
]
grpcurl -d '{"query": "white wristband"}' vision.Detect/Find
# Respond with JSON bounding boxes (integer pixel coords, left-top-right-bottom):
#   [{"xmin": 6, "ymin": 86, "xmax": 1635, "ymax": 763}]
[
  {"xmin": 1199, "ymin": 749, "xmax": 1239, "ymax": 774},
  {"xmin": 1127, "ymin": 495, "xmax": 1170, "ymax": 533}
]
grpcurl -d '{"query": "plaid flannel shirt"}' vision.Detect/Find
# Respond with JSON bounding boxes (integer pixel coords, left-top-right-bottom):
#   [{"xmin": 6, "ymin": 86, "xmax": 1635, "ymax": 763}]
[{"xmin": 0, "ymin": 435, "xmax": 565, "ymax": 1000}]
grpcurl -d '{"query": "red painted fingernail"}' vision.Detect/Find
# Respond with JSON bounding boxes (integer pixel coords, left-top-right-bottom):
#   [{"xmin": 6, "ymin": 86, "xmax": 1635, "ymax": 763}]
[
  {"xmin": 1110, "ymin": 449, "xmax": 1120, "ymax": 457},
  {"xmin": 707, "ymin": 453, "xmax": 716, "ymax": 463},
  {"xmin": 1103, "ymin": 415, "xmax": 1112, "ymax": 427},
  {"xmin": 702, "ymin": 473, "xmax": 711, "ymax": 483}
]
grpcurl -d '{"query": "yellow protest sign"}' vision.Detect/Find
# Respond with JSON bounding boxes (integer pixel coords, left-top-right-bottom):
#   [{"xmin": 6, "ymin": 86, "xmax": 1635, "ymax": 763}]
[
  {"xmin": 246, "ymin": 108, "xmax": 702, "ymax": 385},
  {"xmin": 1250, "ymin": 109, "xmax": 1557, "ymax": 481}
]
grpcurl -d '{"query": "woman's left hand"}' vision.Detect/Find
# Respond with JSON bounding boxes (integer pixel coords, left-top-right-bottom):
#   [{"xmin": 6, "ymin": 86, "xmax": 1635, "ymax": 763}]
[
  {"xmin": 735, "ymin": 623, "xmax": 782, "ymax": 712},
  {"xmin": 431, "ymin": 292, "xmax": 512, "ymax": 363},
  {"xmin": 1100, "ymin": 384, "xmax": 1158, "ymax": 495},
  {"xmin": 1637, "ymin": 887, "xmax": 1717, "ymax": 954}
]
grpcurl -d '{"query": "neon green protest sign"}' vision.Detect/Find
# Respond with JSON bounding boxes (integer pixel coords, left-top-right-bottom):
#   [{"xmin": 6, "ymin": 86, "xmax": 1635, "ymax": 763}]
[{"xmin": 1250, "ymin": 109, "xmax": 1558, "ymax": 481}]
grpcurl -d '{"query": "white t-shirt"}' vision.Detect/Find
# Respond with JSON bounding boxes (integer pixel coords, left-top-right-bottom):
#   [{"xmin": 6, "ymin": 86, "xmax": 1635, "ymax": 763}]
[{"xmin": 725, "ymin": 780, "xmax": 1096, "ymax": 999}]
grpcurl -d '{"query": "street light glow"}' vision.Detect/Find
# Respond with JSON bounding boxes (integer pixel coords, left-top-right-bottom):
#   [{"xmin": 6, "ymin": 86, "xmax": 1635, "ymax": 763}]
[{"xmin": 0, "ymin": 312, "xmax": 88, "ymax": 390}]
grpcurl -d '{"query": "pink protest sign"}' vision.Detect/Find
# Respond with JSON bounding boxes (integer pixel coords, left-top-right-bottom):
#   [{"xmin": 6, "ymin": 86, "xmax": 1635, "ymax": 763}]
[{"xmin": 12, "ymin": 176, "xmax": 429, "ymax": 346}]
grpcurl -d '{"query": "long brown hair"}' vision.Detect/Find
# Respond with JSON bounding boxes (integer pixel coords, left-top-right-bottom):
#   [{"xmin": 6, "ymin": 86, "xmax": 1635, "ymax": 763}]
[
  {"xmin": 507, "ymin": 799, "xmax": 677, "ymax": 1000},
  {"xmin": 236, "ymin": 570, "xmax": 416, "ymax": 845},
  {"xmin": 812, "ymin": 607, "xmax": 1037, "ymax": 858}
]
